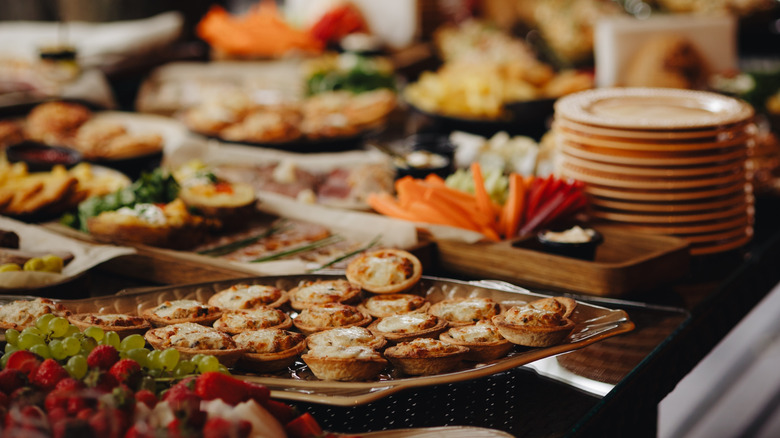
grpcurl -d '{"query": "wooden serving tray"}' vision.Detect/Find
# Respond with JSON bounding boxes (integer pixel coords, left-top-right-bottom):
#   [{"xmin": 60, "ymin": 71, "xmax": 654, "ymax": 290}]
[{"xmin": 435, "ymin": 225, "xmax": 690, "ymax": 297}]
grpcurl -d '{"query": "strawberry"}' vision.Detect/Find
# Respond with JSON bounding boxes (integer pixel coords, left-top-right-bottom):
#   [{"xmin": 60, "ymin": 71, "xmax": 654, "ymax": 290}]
[
  {"xmin": 244, "ymin": 382, "xmax": 270, "ymax": 405},
  {"xmin": 86, "ymin": 345, "xmax": 119, "ymax": 370},
  {"xmin": 0, "ymin": 368, "xmax": 27, "ymax": 394},
  {"xmin": 203, "ymin": 417, "xmax": 253, "ymax": 438},
  {"xmin": 9, "ymin": 386, "xmax": 44, "ymax": 408},
  {"xmin": 76, "ymin": 408, "xmax": 94, "ymax": 421},
  {"xmin": 31, "ymin": 358, "xmax": 70, "ymax": 390},
  {"xmin": 108, "ymin": 359, "xmax": 141, "ymax": 387},
  {"xmin": 0, "ymin": 391, "xmax": 8, "ymax": 410},
  {"xmin": 285, "ymin": 413, "xmax": 324, "ymax": 438},
  {"xmin": 44, "ymin": 389, "xmax": 70, "ymax": 412},
  {"xmin": 195, "ymin": 372, "xmax": 248, "ymax": 405},
  {"xmin": 5, "ymin": 350, "xmax": 41, "ymax": 374},
  {"xmin": 262, "ymin": 399, "xmax": 298, "ymax": 425},
  {"xmin": 54, "ymin": 377, "xmax": 85, "ymax": 392},
  {"xmin": 134, "ymin": 389, "xmax": 157, "ymax": 409},
  {"xmin": 52, "ymin": 418, "xmax": 95, "ymax": 438},
  {"xmin": 164, "ymin": 380, "xmax": 205, "ymax": 428},
  {"xmin": 124, "ymin": 424, "xmax": 155, "ymax": 438},
  {"xmin": 89, "ymin": 407, "xmax": 128, "ymax": 438},
  {"xmin": 83, "ymin": 369, "xmax": 118, "ymax": 393},
  {"xmin": 47, "ymin": 406, "xmax": 68, "ymax": 428}
]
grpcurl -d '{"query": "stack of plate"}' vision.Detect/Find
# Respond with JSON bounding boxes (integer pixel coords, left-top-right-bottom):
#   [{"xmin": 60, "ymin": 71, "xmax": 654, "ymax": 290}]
[{"xmin": 553, "ymin": 88, "xmax": 755, "ymax": 256}]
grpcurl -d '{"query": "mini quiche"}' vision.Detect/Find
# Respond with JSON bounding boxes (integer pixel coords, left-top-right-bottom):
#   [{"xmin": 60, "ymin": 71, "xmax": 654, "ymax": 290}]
[
  {"xmin": 527, "ymin": 296, "xmax": 577, "ymax": 319},
  {"xmin": 292, "ymin": 303, "xmax": 372, "ymax": 335},
  {"xmin": 439, "ymin": 320, "xmax": 514, "ymax": 362},
  {"xmin": 233, "ymin": 329, "xmax": 306, "ymax": 373},
  {"xmin": 68, "ymin": 313, "xmax": 151, "ymax": 338},
  {"xmin": 367, "ymin": 313, "xmax": 448, "ymax": 344},
  {"xmin": 288, "ymin": 279, "xmax": 362, "ymax": 310},
  {"xmin": 345, "ymin": 248, "xmax": 422, "ymax": 294},
  {"xmin": 358, "ymin": 293, "xmax": 430, "ymax": 318},
  {"xmin": 302, "ymin": 345, "xmax": 388, "ymax": 381},
  {"xmin": 208, "ymin": 284, "xmax": 288, "ymax": 310},
  {"xmin": 213, "ymin": 307, "xmax": 292, "ymax": 335},
  {"xmin": 142, "ymin": 299, "xmax": 222, "ymax": 327},
  {"xmin": 0, "ymin": 298, "xmax": 71, "ymax": 330},
  {"xmin": 428, "ymin": 297, "xmax": 502, "ymax": 327},
  {"xmin": 492, "ymin": 305, "xmax": 575, "ymax": 347},
  {"xmin": 384, "ymin": 337, "xmax": 469, "ymax": 376},
  {"xmin": 145, "ymin": 322, "xmax": 246, "ymax": 366},
  {"xmin": 305, "ymin": 326, "xmax": 387, "ymax": 351}
]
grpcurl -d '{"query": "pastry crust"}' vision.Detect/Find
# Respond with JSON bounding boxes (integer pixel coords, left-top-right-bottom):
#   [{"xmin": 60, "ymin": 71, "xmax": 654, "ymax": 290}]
[
  {"xmin": 345, "ymin": 248, "xmax": 422, "ymax": 294},
  {"xmin": 145, "ymin": 322, "xmax": 246, "ymax": 367},
  {"xmin": 384, "ymin": 338, "xmax": 469, "ymax": 376},
  {"xmin": 527, "ymin": 296, "xmax": 577, "ymax": 319},
  {"xmin": 358, "ymin": 293, "xmax": 430, "ymax": 318},
  {"xmin": 178, "ymin": 181, "xmax": 256, "ymax": 219},
  {"xmin": 439, "ymin": 321, "xmax": 514, "ymax": 362},
  {"xmin": 305, "ymin": 326, "xmax": 387, "ymax": 351},
  {"xmin": 288, "ymin": 279, "xmax": 362, "ymax": 310},
  {"xmin": 213, "ymin": 307, "xmax": 292, "ymax": 335},
  {"xmin": 233, "ymin": 329, "xmax": 306, "ymax": 373},
  {"xmin": 292, "ymin": 303, "xmax": 372, "ymax": 336},
  {"xmin": 208, "ymin": 284, "xmax": 288, "ymax": 310},
  {"xmin": 142, "ymin": 299, "xmax": 222, "ymax": 327},
  {"xmin": 68, "ymin": 313, "xmax": 151, "ymax": 338},
  {"xmin": 367, "ymin": 313, "xmax": 448, "ymax": 344},
  {"xmin": 302, "ymin": 346, "xmax": 388, "ymax": 381},
  {"xmin": 428, "ymin": 297, "xmax": 502, "ymax": 327},
  {"xmin": 0, "ymin": 298, "xmax": 71, "ymax": 330},
  {"xmin": 492, "ymin": 305, "xmax": 575, "ymax": 347}
]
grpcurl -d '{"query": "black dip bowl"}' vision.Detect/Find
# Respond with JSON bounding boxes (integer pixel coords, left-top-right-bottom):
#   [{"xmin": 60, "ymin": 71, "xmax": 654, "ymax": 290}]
[
  {"xmin": 536, "ymin": 227, "xmax": 604, "ymax": 261},
  {"xmin": 5, "ymin": 141, "xmax": 82, "ymax": 172}
]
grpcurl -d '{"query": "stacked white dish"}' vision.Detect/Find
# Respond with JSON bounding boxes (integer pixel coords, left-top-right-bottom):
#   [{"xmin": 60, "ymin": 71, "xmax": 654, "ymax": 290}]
[{"xmin": 553, "ymin": 88, "xmax": 755, "ymax": 256}]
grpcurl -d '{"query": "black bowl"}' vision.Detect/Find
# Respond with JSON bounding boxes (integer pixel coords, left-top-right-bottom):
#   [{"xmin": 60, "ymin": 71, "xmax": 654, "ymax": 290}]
[
  {"xmin": 536, "ymin": 227, "xmax": 604, "ymax": 261},
  {"xmin": 394, "ymin": 133, "xmax": 454, "ymax": 180},
  {"xmin": 5, "ymin": 141, "xmax": 82, "ymax": 172}
]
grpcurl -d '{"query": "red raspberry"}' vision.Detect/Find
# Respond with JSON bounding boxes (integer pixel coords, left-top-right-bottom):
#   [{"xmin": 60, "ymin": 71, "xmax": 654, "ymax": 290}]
[
  {"xmin": 5, "ymin": 350, "xmax": 41, "ymax": 375},
  {"xmin": 0, "ymin": 368, "xmax": 27, "ymax": 395},
  {"xmin": 203, "ymin": 417, "xmax": 252, "ymax": 438},
  {"xmin": 108, "ymin": 359, "xmax": 141, "ymax": 387},
  {"xmin": 194, "ymin": 372, "xmax": 248, "ymax": 405},
  {"xmin": 86, "ymin": 345, "xmax": 120, "ymax": 370},
  {"xmin": 31, "ymin": 358, "xmax": 70, "ymax": 391},
  {"xmin": 134, "ymin": 389, "xmax": 158, "ymax": 409}
]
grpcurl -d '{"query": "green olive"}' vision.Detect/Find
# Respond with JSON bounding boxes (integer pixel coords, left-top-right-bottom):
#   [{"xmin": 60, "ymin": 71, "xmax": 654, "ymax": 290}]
[
  {"xmin": 23, "ymin": 257, "xmax": 45, "ymax": 272},
  {"xmin": 40, "ymin": 254, "xmax": 64, "ymax": 273},
  {"xmin": 0, "ymin": 263, "xmax": 22, "ymax": 273}
]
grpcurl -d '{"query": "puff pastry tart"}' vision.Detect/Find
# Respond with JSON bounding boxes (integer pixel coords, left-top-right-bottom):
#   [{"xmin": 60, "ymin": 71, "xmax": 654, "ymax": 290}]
[
  {"xmin": 305, "ymin": 326, "xmax": 387, "ymax": 351},
  {"xmin": 145, "ymin": 322, "xmax": 246, "ymax": 366},
  {"xmin": 439, "ymin": 320, "xmax": 514, "ymax": 362},
  {"xmin": 527, "ymin": 297, "xmax": 577, "ymax": 318},
  {"xmin": 492, "ymin": 305, "xmax": 575, "ymax": 347},
  {"xmin": 0, "ymin": 298, "xmax": 71, "ymax": 330},
  {"xmin": 358, "ymin": 293, "xmax": 430, "ymax": 318},
  {"xmin": 142, "ymin": 299, "xmax": 222, "ymax": 327},
  {"xmin": 367, "ymin": 313, "xmax": 448, "ymax": 344},
  {"xmin": 302, "ymin": 345, "xmax": 388, "ymax": 381},
  {"xmin": 428, "ymin": 297, "xmax": 502, "ymax": 327},
  {"xmin": 233, "ymin": 329, "xmax": 306, "ymax": 373},
  {"xmin": 68, "ymin": 313, "xmax": 151, "ymax": 338},
  {"xmin": 288, "ymin": 279, "xmax": 362, "ymax": 311},
  {"xmin": 384, "ymin": 337, "xmax": 469, "ymax": 376},
  {"xmin": 345, "ymin": 248, "xmax": 422, "ymax": 294},
  {"xmin": 292, "ymin": 303, "xmax": 372, "ymax": 336},
  {"xmin": 208, "ymin": 284, "xmax": 288, "ymax": 310},
  {"xmin": 213, "ymin": 307, "xmax": 292, "ymax": 335}
]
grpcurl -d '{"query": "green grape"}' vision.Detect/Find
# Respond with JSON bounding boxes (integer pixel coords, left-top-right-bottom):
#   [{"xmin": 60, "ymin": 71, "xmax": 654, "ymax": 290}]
[
  {"xmin": 4, "ymin": 344, "xmax": 19, "ymax": 355},
  {"xmin": 80, "ymin": 337, "xmax": 97, "ymax": 354},
  {"xmin": 62, "ymin": 337, "xmax": 81, "ymax": 357},
  {"xmin": 217, "ymin": 364, "xmax": 230, "ymax": 375},
  {"xmin": 66, "ymin": 355, "xmax": 88, "ymax": 379},
  {"xmin": 173, "ymin": 360, "xmax": 196, "ymax": 378},
  {"xmin": 147, "ymin": 350, "xmax": 163, "ymax": 370},
  {"xmin": 103, "ymin": 331, "xmax": 120, "ymax": 349},
  {"xmin": 29, "ymin": 343, "xmax": 51, "ymax": 359},
  {"xmin": 160, "ymin": 349, "xmax": 180, "ymax": 370},
  {"xmin": 84, "ymin": 326, "xmax": 104, "ymax": 341},
  {"xmin": 190, "ymin": 354, "xmax": 206, "ymax": 366},
  {"xmin": 35, "ymin": 314, "xmax": 56, "ymax": 333},
  {"xmin": 21, "ymin": 326, "xmax": 43, "ymax": 337},
  {"xmin": 146, "ymin": 368, "xmax": 162, "ymax": 378},
  {"xmin": 119, "ymin": 334, "xmax": 146, "ymax": 351},
  {"xmin": 48, "ymin": 317, "xmax": 69, "ymax": 338},
  {"xmin": 18, "ymin": 333, "xmax": 45, "ymax": 349},
  {"xmin": 198, "ymin": 355, "xmax": 220, "ymax": 373},
  {"xmin": 126, "ymin": 348, "xmax": 150, "ymax": 368},
  {"xmin": 5, "ymin": 329, "xmax": 20, "ymax": 346},
  {"xmin": 138, "ymin": 376, "xmax": 156, "ymax": 392},
  {"xmin": 65, "ymin": 325, "xmax": 81, "ymax": 337},
  {"xmin": 0, "ymin": 353, "xmax": 10, "ymax": 368},
  {"xmin": 49, "ymin": 339, "xmax": 67, "ymax": 360}
]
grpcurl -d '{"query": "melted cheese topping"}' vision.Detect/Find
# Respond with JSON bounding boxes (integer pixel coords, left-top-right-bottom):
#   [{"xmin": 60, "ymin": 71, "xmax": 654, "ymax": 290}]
[
  {"xmin": 217, "ymin": 308, "xmax": 286, "ymax": 330},
  {"xmin": 363, "ymin": 294, "xmax": 427, "ymax": 315},
  {"xmin": 431, "ymin": 298, "xmax": 499, "ymax": 324},
  {"xmin": 233, "ymin": 329, "xmax": 304, "ymax": 354},
  {"xmin": 387, "ymin": 337, "xmax": 462, "ymax": 357},
  {"xmin": 306, "ymin": 327, "xmax": 380, "ymax": 349},
  {"xmin": 446, "ymin": 321, "xmax": 504, "ymax": 343},
  {"xmin": 528, "ymin": 298, "xmax": 566, "ymax": 316},
  {"xmin": 150, "ymin": 300, "xmax": 217, "ymax": 320},
  {"xmin": 293, "ymin": 279, "xmax": 357, "ymax": 304},
  {"xmin": 352, "ymin": 251, "xmax": 414, "ymax": 287},
  {"xmin": 210, "ymin": 285, "xmax": 283, "ymax": 310},
  {"xmin": 151, "ymin": 323, "xmax": 235, "ymax": 350},
  {"xmin": 82, "ymin": 313, "xmax": 146, "ymax": 327},
  {"xmin": 0, "ymin": 298, "xmax": 68, "ymax": 328},
  {"xmin": 503, "ymin": 306, "xmax": 563, "ymax": 327},
  {"xmin": 295, "ymin": 304, "xmax": 365, "ymax": 327},
  {"xmin": 376, "ymin": 313, "xmax": 437, "ymax": 333},
  {"xmin": 306, "ymin": 345, "xmax": 382, "ymax": 360}
]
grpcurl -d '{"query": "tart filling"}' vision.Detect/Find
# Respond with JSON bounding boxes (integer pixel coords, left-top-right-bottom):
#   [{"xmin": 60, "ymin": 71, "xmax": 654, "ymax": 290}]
[
  {"xmin": 233, "ymin": 329, "xmax": 306, "ymax": 373},
  {"xmin": 301, "ymin": 345, "xmax": 388, "ymax": 381},
  {"xmin": 345, "ymin": 248, "xmax": 422, "ymax": 294},
  {"xmin": 288, "ymin": 279, "xmax": 362, "ymax": 310},
  {"xmin": 428, "ymin": 297, "xmax": 501, "ymax": 326},
  {"xmin": 68, "ymin": 313, "xmax": 150, "ymax": 338},
  {"xmin": 293, "ymin": 303, "xmax": 372, "ymax": 335},
  {"xmin": 359, "ymin": 293, "xmax": 430, "ymax": 318},
  {"xmin": 213, "ymin": 307, "xmax": 292, "ymax": 334},
  {"xmin": 143, "ymin": 299, "xmax": 222, "ymax": 326},
  {"xmin": 145, "ymin": 322, "xmax": 246, "ymax": 366},
  {"xmin": 305, "ymin": 326, "xmax": 386, "ymax": 351},
  {"xmin": 439, "ymin": 321, "xmax": 514, "ymax": 362},
  {"xmin": 208, "ymin": 284, "xmax": 288, "ymax": 310},
  {"xmin": 368, "ymin": 312, "xmax": 448, "ymax": 344},
  {"xmin": 0, "ymin": 298, "xmax": 71, "ymax": 330},
  {"xmin": 492, "ymin": 302, "xmax": 576, "ymax": 348}
]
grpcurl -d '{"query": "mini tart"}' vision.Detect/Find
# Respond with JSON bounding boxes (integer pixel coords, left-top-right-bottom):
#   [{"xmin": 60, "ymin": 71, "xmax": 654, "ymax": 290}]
[
  {"xmin": 302, "ymin": 346, "xmax": 388, "ymax": 381},
  {"xmin": 288, "ymin": 279, "xmax": 362, "ymax": 310},
  {"xmin": 367, "ymin": 313, "xmax": 448, "ymax": 344},
  {"xmin": 492, "ymin": 306, "xmax": 575, "ymax": 348},
  {"xmin": 145, "ymin": 322, "xmax": 246, "ymax": 367},
  {"xmin": 292, "ymin": 303, "xmax": 372, "ymax": 336},
  {"xmin": 68, "ymin": 313, "xmax": 151, "ymax": 338},
  {"xmin": 428, "ymin": 297, "xmax": 502, "ymax": 327},
  {"xmin": 305, "ymin": 326, "xmax": 387, "ymax": 351},
  {"xmin": 439, "ymin": 321, "xmax": 514, "ymax": 362},
  {"xmin": 0, "ymin": 298, "xmax": 71, "ymax": 330},
  {"xmin": 358, "ymin": 294, "xmax": 430, "ymax": 318},
  {"xmin": 142, "ymin": 299, "xmax": 222, "ymax": 327},
  {"xmin": 527, "ymin": 297, "xmax": 577, "ymax": 319},
  {"xmin": 345, "ymin": 248, "xmax": 423, "ymax": 294},
  {"xmin": 384, "ymin": 337, "xmax": 469, "ymax": 376},
  {"xmin": 208, "ymin": 284, "xmax": 288, "ymax": 311},
  {"xmin": 233, "ymin": 329, "xmax": 306, "ymax": 373},
  {"xmin": 213, "ymin": 307, "xmax": 293, "ymax": 335}
]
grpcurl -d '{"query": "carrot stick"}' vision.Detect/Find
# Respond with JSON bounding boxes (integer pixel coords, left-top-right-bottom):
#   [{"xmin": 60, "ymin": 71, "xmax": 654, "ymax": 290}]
[
  {"xmin": 470, "ymin": 162, "xmax": 498, "ymax": 231},
  {"xmin": 406, "ymin": 201, "xmax": 479, "ymax": 231},
  {"xmin": 367, "ymin": 193, "xmax": 418, "ymax": 222},
  {"xmin": 424, "ymin": 174, "xmax": 447, "ymax": 186},
  {"xmin": 503, "ymin": 173, "xmax": 526, "ymax": 239}
]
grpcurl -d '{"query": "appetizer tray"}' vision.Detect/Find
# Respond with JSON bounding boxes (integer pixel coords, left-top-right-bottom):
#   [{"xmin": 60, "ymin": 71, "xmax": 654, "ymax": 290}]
[
  {"xmin": 11, "ymin": 274, "xmax": 635, "ymax": 406},
  {"xmin": 435, "ymin": 225, "xmax": 691, "ymax": 297}
]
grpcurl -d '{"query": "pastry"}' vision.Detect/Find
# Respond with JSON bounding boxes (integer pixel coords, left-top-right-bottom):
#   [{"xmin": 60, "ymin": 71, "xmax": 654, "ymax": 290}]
[
  {"xmin": 439, "ymin": 320, "xmax": 514, "ymax": 362},
  {"xmin": 367, "ymin": 312, "xmax": 448, "ymax": 344},
  {"xmin": 384, "ymin": 337, "xmax": 469, "ymax": 376},
  {"xmin": 428, "ymin": 297, "xmax": 502, "ymax": 327},
  {"xmin": 68, "ymin": 313, "xmax": 150, "ymax": 338},
  {"xmin": 213, "ymin": 307, "xmax": 292, "ymax": 335},
  {"xmin": 0, "ymin": 298, "xmax": 71, "ymax": 330},
  {"xmin": 233, "ymin": 329, "xmax": 306, "ymax": 373},
  {"xmin": 292, "ymin": 303, "xmax": 372, "ymax": 335},
  {"xmin": 358, "ymin": 293, "xmax": 430, "ymax": 318},
  {"xmin": 288, "ymin": 279, "xmax": 362, "ymax": 310},
  {"xmin": 208, "ymin": 284, "xmax": 288, "ymax": 310},
  {"xmin": 301, "ymin": 345, "xmax": 388, "ymax": 381},
  {"xmin": 492, "ymin": 304, "xmax": 575, "ymax": 347},
  {"xmin": 527, "ymin": 296, "xmax": 577, "ymax": 318},
  {"xmin": 305, "ymin": 326, "xmax": 387, "ymax": 351},
  {"xmin": 345, "ymin": 248, "xmax": 423, "ymax": 294},
  {"xmin": 144, "ymin": 322, "xmax": 246, "ymax": 366},
  {"xmin": 142, "ymin": 299, "xmax": 222, "ymax": 327}
]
